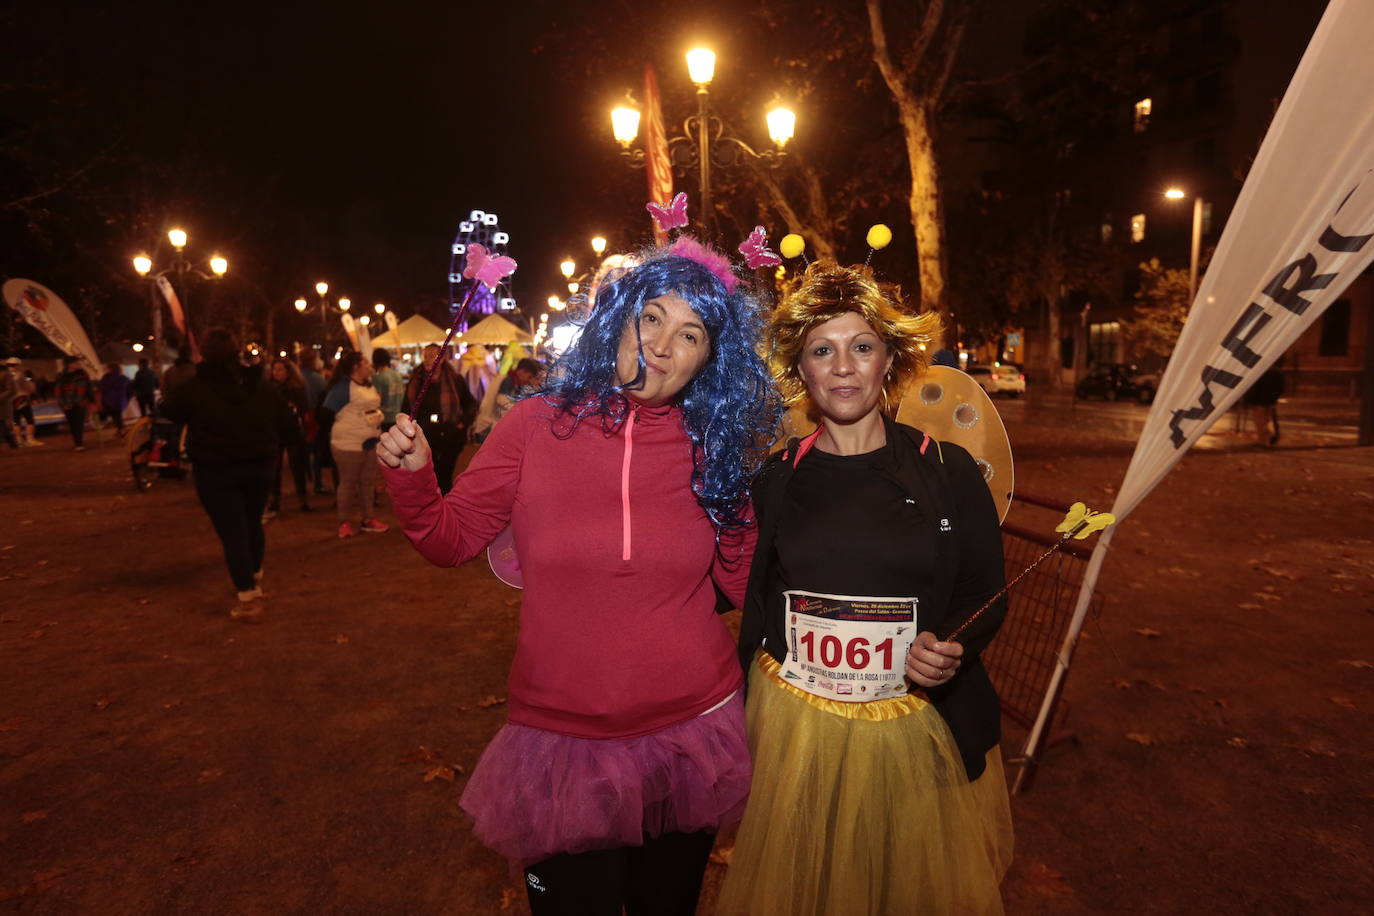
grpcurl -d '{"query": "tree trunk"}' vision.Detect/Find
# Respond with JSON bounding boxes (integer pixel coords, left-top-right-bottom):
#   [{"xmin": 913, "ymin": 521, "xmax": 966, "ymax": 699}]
[
  {"xmin": 1044, "ymin": 297, "xmax": 1063, "ymax": 389},
  {"xmin": 902, "ymin": 101, "xmax": 948, "ymax": 318}
]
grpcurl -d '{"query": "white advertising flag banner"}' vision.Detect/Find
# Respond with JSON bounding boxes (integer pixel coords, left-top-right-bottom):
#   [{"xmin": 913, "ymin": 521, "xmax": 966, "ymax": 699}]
[
  {"xmin": 2, "ymin": 278, "xmax": 102, "ymax": 376},
  {"xmin": 1112, "ymin": 0, "xmax": 1374, "ymax": 523}
]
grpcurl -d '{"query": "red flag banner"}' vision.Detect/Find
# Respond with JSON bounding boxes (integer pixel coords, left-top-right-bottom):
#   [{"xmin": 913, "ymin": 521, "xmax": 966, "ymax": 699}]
[
  {"xmin": 643, "ymin": 64, "xmax": 674, "ymax": 245},
  {"xmin": 155, "ymin": 276, "xmax": 200, "ymax": 359}
]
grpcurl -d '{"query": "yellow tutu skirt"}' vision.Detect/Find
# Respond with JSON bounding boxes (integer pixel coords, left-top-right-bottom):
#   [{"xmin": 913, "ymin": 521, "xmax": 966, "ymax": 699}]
[{"xmin": 716, "ymin": 653, "xmax": 1013, "ymax": 916}]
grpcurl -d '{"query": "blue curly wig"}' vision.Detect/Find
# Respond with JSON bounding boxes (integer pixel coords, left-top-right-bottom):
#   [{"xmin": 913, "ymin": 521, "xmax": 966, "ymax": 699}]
[{"xmin": 536, "ymin": 242, "xmax": 781, "ymax": 531}]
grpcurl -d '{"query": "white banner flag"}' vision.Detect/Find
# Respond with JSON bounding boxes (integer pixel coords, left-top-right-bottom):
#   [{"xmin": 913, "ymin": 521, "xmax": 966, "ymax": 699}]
[
  {"xmin": 1113, "ymin": 0, "xmax": 1374, "ymax": 522},
  {"xmin": 2, "ymin": 278, "xmax": 102, "ymax": 376}
]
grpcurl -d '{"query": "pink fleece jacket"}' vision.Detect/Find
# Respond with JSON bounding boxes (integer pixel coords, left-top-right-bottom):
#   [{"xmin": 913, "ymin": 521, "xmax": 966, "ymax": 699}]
[{"xmin": 383, "ymin": 396, "xmax": 753, "ymax": 739}]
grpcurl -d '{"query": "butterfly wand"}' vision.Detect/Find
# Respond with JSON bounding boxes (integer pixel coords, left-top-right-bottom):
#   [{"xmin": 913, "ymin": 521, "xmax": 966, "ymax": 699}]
[
  {"xmin": 407, "ymin": 244, "xmax": 517, "ymax": 415},
  {"xmin": 944, "ymin": 502, "xmax": 1115, "ymax": 643}
]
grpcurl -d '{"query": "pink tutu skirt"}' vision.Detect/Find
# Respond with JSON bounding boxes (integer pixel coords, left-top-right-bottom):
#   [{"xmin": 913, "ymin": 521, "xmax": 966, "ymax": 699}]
[{"xmin": 459, "ymin": 692, "xmax": 750, "ymax": 868}]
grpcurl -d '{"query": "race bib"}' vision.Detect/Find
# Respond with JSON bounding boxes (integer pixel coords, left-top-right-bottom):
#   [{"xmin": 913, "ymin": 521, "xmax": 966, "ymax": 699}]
[{"xmin": 779, "ymin": 590, "xmax": 918, "ymax": 703}]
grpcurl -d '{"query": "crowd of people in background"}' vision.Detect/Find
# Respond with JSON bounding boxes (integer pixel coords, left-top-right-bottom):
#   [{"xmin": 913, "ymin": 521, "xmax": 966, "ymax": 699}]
[{"xmin": 1, "ymin": 335, "xmax": 542, "ymax": 617}]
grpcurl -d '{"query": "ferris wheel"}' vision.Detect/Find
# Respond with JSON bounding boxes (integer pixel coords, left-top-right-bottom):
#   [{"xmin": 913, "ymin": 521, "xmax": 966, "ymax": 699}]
[{"xmin": 449, "ymin": 209, "xmax": 518, "ymax": 329}]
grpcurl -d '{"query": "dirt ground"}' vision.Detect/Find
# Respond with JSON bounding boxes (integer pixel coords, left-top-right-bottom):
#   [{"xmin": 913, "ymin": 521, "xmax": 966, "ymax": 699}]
[{"xmin": 2, "ymin": 399, "xmax": 1372, "ymax": 915}]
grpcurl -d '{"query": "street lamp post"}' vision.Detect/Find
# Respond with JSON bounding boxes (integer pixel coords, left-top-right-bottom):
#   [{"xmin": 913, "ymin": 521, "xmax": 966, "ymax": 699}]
[
  {"xmin": 131, "ymin": 228, "xmax": 227, "ymax": 371},
  {"xmin": 1165, "ymin": 188, "xmax": 1204, "ymax": 304},
  {"xmin": 610, "ymin": 48, "xmax": 796, "ymax": 237}
]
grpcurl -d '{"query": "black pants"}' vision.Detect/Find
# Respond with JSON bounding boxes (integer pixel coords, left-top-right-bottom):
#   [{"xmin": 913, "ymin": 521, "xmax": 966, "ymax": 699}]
[
  {"xmin": 63, "ymin": 407, "xmax": 87, "ymax": 446},
  {"xmin": 270, "ymin": 441, "xmax": 310, "ymax": 510},
  {"xmin": 100, "ymin": 406, "xmax": 125, "ymax": 432},
  {"xmin": 524, "ymin": 831, "xmax": 715, "ymax": 916},
  {"xmin": 423, "ymin": 424, "xmax": 464, "ymax": 493},
  {"xmin": 194, "ymin": 459, "xmax": 274, "ymax": 593},
  {"xmin": 136, "ymin": 392, "xmax": 155, "ymax": 416}
]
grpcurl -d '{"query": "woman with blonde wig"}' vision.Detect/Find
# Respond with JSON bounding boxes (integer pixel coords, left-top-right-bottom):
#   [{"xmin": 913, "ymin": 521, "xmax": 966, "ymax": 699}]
[{"xmin": 718, "ymin": 263, "xmax": 1013, "ymax": 915}]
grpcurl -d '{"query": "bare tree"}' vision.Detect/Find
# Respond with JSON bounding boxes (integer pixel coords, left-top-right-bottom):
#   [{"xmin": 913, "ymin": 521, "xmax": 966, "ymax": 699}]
[{"xmin": 866, "ymin": 0, "xmax": 971, "ymax": 317}]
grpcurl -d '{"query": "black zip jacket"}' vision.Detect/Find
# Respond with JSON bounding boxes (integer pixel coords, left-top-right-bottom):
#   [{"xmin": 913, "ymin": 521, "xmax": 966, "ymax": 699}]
[{"xmin": 737, "ymin": 414, "xmax": 1009, "ymax": 780}]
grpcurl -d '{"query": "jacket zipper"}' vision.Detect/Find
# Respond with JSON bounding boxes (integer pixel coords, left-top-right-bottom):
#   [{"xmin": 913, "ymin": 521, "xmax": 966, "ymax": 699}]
[{"xmin": 620, "ymin": 404, "xmax": 637, "ymax": 561}]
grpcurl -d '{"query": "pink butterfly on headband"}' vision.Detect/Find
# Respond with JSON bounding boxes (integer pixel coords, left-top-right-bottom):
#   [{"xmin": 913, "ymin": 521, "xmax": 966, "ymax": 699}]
[
  {"xmin": 646, "ymin": 192, "xmax": 690, "ymax": 230},
  {"xmin": 463, "ymin": 243, "xmax": 518, "ymax": 291},
  {"xmin": 738, "ymin": 226, "xmax": 781, "ymax": 270}
]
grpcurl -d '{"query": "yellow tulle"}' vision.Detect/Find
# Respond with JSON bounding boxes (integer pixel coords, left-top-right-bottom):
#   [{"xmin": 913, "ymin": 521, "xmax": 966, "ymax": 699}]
[{"xmin": 717, "ymin": 653, "xmax": 1013, "ymax": 916}]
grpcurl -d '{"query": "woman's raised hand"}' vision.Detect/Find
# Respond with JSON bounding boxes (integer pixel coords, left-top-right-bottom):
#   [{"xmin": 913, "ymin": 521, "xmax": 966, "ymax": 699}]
[
  {"xmin": 904, "ymin": 631, "xmax": 963, "ymax": 688},
  {"xmin": 377, "ymin": 413, "xmax": 432, "ymax": 471}
]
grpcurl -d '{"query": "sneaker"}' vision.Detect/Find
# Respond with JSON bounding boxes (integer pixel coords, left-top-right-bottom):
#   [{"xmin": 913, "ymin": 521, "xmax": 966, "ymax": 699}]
[
  {"xmin": 360, "ymin": 518, "xmax": 389, "ymax": 534},
  {"xmin": 231, "ymin": 591, "xmax": 264, "ymax": 621},
  {"xmin": 73, "ymin": 445, "xmax": 85, "ymax": 452},
  {"xmin": 338, "ymin": 521, "xmax": 357, "ymax": 539},
  {"xmin": 262, "ymin": 508, "xmax": 278, "ymax": 521},
  {"xmin": 24, "ymin": 440, "xmax": 43, "ymax": 447}
]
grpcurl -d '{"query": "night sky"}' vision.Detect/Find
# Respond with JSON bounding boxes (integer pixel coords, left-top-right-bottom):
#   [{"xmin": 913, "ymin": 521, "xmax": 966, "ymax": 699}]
[{"xmin": 5, "ymin": 0, "xmax": 801, "ymax": 333}]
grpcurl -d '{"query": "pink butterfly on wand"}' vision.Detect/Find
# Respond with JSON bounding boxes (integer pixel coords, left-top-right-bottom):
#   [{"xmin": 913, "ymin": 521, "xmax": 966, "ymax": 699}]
[
  {"xmin": 646, "ymin": 192, "xmax": 690, "ymax": 231},
  {"xmin": 407, "ymin": 243, "xmax": 518, "ymax": 413},
  {"xmin": 738, "ymin": 226, "xmax": 781, "ymax": 270},
  {"xmin": 464, "ymin": 243, "xmax": 518, "ymax": 291}
]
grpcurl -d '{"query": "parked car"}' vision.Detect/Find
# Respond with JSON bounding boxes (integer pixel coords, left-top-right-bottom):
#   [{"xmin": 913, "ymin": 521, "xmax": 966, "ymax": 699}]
[
  {"xmin": 966, "ymin": 364, "xmax": 1026, "ymax": 398},
  {"xmin": 1076, "ymin": 364, "xmax": 1159, "ymax": 403}
]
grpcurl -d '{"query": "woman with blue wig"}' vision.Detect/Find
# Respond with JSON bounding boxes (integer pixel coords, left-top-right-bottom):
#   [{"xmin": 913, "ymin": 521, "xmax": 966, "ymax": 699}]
[{"xmin": 378, "ymin": 236, "xmax": 780, "ymax": 914}]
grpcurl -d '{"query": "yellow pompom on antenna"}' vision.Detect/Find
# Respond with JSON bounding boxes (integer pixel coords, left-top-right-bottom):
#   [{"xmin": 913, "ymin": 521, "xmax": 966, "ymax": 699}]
[
  {"xmin": 779, "ymin": 233, "xmax": 805, "ymax": 259},
  {"xmin": 866, "ymin": 224, "xmax": 893, "ymax": 250}
]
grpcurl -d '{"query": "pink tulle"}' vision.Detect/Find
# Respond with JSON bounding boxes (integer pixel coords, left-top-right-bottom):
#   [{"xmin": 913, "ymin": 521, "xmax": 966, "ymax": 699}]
[
  {"xmin": 668, "ymin": 236, "xmax": 740, "ymax": 292},
  {"xmin": 459, "ymin": 693, "xmax": 750, "ymax": 868}
]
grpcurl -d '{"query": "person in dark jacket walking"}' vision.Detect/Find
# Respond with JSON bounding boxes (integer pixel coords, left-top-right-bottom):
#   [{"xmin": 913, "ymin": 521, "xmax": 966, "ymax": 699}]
[
  {"xmin": 265, "ymin": 357, "xmax": 312, "ymax": 517},
  {"xmin": 161, "ymin": 329, "xmax": 295, "ymax": 620},
  {"xmin": 132, "ymin": 358, "xmax": 160, "ymax": 416},
  {"xmin": 55, "ymin": 356, "xmax": 98, "ymax": 451},
  {"xmin": 98, "ymin": 362, "xmax": 131, "ymax": 436}
]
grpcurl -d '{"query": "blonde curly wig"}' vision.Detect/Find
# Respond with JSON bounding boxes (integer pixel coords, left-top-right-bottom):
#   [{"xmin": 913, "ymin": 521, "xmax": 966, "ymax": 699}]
[{"xmin": 767, "ymin": 261, "xmax": 942, "ymax": 417}]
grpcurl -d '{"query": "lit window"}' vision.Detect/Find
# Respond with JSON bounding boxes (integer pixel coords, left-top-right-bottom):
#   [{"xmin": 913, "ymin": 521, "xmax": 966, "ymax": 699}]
[
  {"xmin": 1134, "ymin": 98, "xmax": 1152, "ymax": 133},
  {"xmin": 1130, "ymin": 214, "xmax": 1146, "ymax": 243}
]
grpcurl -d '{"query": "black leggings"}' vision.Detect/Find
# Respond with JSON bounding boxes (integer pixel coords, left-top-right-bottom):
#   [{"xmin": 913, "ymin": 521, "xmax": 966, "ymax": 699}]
[
  {"xmin": 524, "ymin": 831, "xmax": 715, "ymax": 916},
  {"xmin": 193, "ymin": 459, "xmax": 274, "ymax": 593}
]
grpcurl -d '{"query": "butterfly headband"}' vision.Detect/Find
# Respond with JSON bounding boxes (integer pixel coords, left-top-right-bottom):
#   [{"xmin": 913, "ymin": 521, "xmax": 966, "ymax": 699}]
[{"xmin": 644, "ymin": 192, "xmax": 784, "ymax": 292}]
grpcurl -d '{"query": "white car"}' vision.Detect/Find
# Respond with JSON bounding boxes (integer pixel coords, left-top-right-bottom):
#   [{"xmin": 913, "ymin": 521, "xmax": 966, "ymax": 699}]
[{"xmin": 965, "ymin": 365, "xmax": 1026, "ymax": 398}]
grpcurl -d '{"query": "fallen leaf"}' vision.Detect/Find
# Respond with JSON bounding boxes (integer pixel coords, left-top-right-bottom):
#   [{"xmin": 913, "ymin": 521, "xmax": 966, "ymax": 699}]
[
  {"xmin": 1133, "ymin": 628, "xmax": 1162, "ymax": 638},
  {"xmin": 1226, "ymin": 737, "xmax": 1248, "ymax": 748},
  {"xmin": 1251, "ymin": 592, "xmax": 1282, "ymax": 602},
  {"xmin": 1125, "ymin": 732, "xmax": 1157, "ymax": 746},
  {"xmin": 26, "ymin": 630, "xmax": 45, "ymax": 639},
  {"xmin": 20, "ymin": 811, "xmax": 47, "ymax": 823},
  {"xmin": 477, "ymin": 695, "xmax": 506, "ymax": 709},
  {"xmin": 1111, "ymin": 679, "xmax": 1132, "ymax": 689},
  {"xmin": 0, "ymin": 716, "xmax": 31, "ymax": 732},
  {"xmin": 504, "ymin": 597, "xmax": 520, "ymax": 607},
  {"xmin": 423, "ymin": 765, "xmax": 456, "ymax": 782},
  {"xmin": 1023, "ymin": 862, "xmax": 1071, "ymax": 896},
  {"xmin": 1337, "ymin": 659, "xmax": 1372, "ymax": 669},
  {"xmin": 1127, "ymin": 581, "xmax": 1145, "ymax": 590},
  {"xmin": 1328, "ymin": 696, "xmax": 1356, "ymax": 710},
  {"xmin": 171, "ymin": 851, "xmax": 206, "ymax": 867},
  {"xmin": 1256, "ymin": 566, "xmax": 1299, "ymax": 580},
  {"xmin": 708, "ymin": 843, "xmax": 734, "ymax": 865},
  {"xmin": 400, "ymin": 746, "xmax": 443, "ymax": 764},
  {"xmin": 1237, "ymin": 603, "xmax": 1263, "ymax": 610},
  {"xmin": 499, "ymin": 888, "xmax": 519, "ymax": 910},
  {"xmin": 94, "ymin": 697, "xmax": 114, "ymax": 710},
  {"xmin": 197, "ymin": 769, "xmax": 224, "ymax": 783},
  {"xmin": 331, "ymin": 634, "xmax": 349, "ymax": 645}
]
